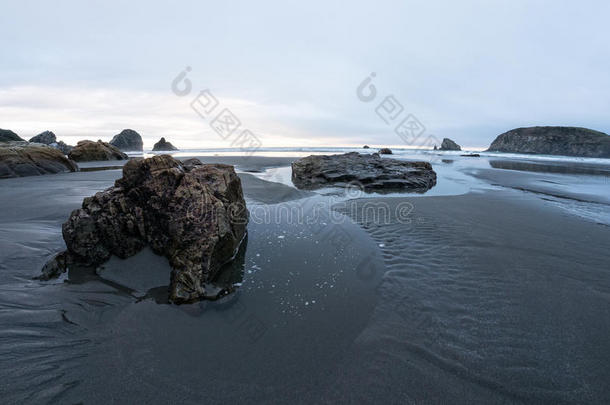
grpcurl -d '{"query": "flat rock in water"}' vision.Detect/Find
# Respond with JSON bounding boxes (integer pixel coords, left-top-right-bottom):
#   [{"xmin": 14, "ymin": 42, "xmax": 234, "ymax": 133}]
[
  {"xmin": 68, "ymin": 140, "xmax": 128, "ymax": 162},
  {"xmin": 40, "ymin": 155, "xmax": 248, "ymax": 303},
  {"xmin": 487, "ymin": 126, "xmax": 610, "ymax": 158},
  {"xmin": 0, "ymin": 141, "xmax": 78, "ymax": 178},
  {"xmin": 291, "ymin": 152, "xmax": 436, "ymax": 191}
]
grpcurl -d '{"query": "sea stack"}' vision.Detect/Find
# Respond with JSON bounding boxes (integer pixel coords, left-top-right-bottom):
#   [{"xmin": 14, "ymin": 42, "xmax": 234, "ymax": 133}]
[
  {"xmin": 152, "ymin": 137, "xmax": 178, "ymax": 151},
  {"xmin": 487, "ymin": 127, "xmax": 610, "ymax": 158},
  {"xmin": 29, "ymin": 131, "xmax": 73, "ymax": 154},
  {"xmin": 0, "ymin": 129, "xmax": 25, "ymax": 142},
  {"xmin": 109, "ymin": 129, "xmax": 143, "ymax": 151},
  {"xmin": 439, "ymin": 138, "xmax": 461, "ymax": 151}
]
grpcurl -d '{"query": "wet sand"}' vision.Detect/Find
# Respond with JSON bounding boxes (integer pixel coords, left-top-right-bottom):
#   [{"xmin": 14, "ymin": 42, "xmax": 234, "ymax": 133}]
[{"xmin": 0, "ymin": 155, "xmax": 609, "ymax": 403}]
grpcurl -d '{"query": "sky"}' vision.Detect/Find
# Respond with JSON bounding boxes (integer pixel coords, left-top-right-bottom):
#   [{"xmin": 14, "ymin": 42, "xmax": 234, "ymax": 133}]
[{"xmin": 1, "ymin": 0, "xmax": 610, "ymax": 150}]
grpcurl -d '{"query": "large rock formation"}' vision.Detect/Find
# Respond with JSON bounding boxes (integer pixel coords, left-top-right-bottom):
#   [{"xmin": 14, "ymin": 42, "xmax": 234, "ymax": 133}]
[
  {"xmin": 68, "ymin": 140, "xmax": 128, "ymax": 162},
  {"xmin": 0, "ymin": 142, "xmax": 78, "ymax": 178},
  {"xmin": 40, "ymin": 155, "xmax": 249, "ymax": 303},
  {"xmin": 291, "ymin": 152, "xmax": 436, "ymax": 191},
  {"xmin": 109, "ymin": 129, "xmax": 143, "ymax": 151},
  {"xmin": 487, "ymin": 127, "xmax": 610, "ymax": 158},
  {"xmin": 439, "ymin": 138, "xmax": 461, "ymax": 151},
  {"xmin": 152, "ymin": 137, "xmax": 178, "ymax": 151},
  {"xmin": 0, "ymin": 129, "xmax": 24, "ymax": 142},
  {"xmin": 29, "ymin": 131, "xmax": 73, "ymax": 155}
]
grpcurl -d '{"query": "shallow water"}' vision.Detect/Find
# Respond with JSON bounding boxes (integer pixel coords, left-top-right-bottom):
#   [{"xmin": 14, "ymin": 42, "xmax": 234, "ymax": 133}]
[{"xmin": 1, "ymin": 152, "xmax": 610, "ymax": 403}]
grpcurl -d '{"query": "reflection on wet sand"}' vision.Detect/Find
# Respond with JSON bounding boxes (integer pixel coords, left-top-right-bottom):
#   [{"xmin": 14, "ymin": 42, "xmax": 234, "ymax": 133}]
[{"xmin": 490, "ymin": 159, "xmax": 610, "ymax": 176}]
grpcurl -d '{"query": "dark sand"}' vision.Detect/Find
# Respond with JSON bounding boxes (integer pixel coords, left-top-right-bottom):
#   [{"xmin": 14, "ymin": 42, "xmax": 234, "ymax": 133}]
[{"xmin": 0, "ymin": 155, "xmax": 609, "ymax": 403}]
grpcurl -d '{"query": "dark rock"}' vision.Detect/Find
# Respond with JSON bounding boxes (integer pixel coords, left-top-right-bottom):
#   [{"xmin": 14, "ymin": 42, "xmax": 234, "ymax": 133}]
[
  {"xmin": 434, "ymin": 145, "xmax": 438, "ymax": 150},
  {"xmin": 487, "ymin": 126, "xmax": 610, "ymax": 158},
  {"xmin": 68, "ymin": 140, "xmax": 128, "ymax": 162},
  {"xmin": 50, "ymin": 141, "xmax": 73, "ymax": 155},
  {"xmin": 363, "ymin": 145, "xmax": 370, "ymax": 149},
  {"xmin": 0, "ymin": 142, "xmax": 78, "ymax": 178},
  {"xmin": 39, "ymin": 155, "xmax": 248, "ymax": 304},
  {"xmin": 152, "ymin": 137, "xmax": 178, "ymax": 151},
  {"xmin": 291, "ymin": 152, "xmax": 436, "ymax": 191},
  {"xmin": 29, "ymin": 130, "xmax": 56, "ymax": 144},
  {"xmin": 0, "ymin": 129, "xmax": 24, "ymax": 142},
  {"xmin": 109, "ymin": 129, "xmax": 143, "ymax": 151},
  {"xmin": 378, "ymin": 148, "xmax": 393, "ymax": 154},
  {"xmin": 29, "ymin": 131, "xmax": 73, "ymax": 154},
  {"xmin": 461, "ymin": 153, "xmax": 480, "ymax": 157},
  {"xmin": 439, "ymin": 138, "xmax": 461, "ymax": 151},
  {"xmin": 181, "ymin": 158, "xmax": 203, "ymax": 169}
]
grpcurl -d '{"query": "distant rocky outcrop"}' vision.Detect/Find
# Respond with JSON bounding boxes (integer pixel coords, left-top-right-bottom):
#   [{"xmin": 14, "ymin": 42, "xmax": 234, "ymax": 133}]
[
  {"xmin": 363, "ymin": 145, "xmax": 370, "ymax": 149},
  {"xmin": 0, "ymin": 142, "xmax": 78, "ymax": 178},
  {"xmin": 439, "ymin": 138, "xmax": 461, "ymax": 151},
  {"xmin": 68, "ymin": 140, "xmax": 128, "ymax": 162},
  {"xmin": 29, "ymin": 131, "xmax": 73, "ymax": 155},
  {"xmin": 152, "ymin": 137, "xmax": 178, "ymax": 151},
  {"xmin": 40, "ymin": 155, "xmax": 248, "ymax": 303},
  {"xmin": 487, "ymin": 127, "xmax": 610, "ymax": 158},
  {"xmin": 109, "ymin": 129, "xmax": 143, "ymax": 151},
  {"xmin": 291, "ymin": 152, "xmax": 436, "ymax": 191},
  {"xmin": 378, "ymin": 148, "xmax": 392, "ymax": 154},
  {"xmin": 0, "ymin": 129, "xmax": 24, "ymax": 142}
]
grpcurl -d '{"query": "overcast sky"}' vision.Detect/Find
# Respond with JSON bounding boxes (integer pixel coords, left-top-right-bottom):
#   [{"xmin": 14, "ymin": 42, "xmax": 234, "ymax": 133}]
[{"xmin": 2, "ymin": 0, "xmax": 610, "ymax": 149}]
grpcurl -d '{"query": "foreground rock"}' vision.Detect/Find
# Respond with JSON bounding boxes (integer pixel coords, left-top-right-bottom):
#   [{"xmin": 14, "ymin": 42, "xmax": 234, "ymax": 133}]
[
  {"xmin": 487, "ymin": 127, "xmax": 610, "ymax": 158},
  {"xmin": 29, "ymin": 131, "xmax": 73, "ymax": 154},
  {"xmin": 0, "ymin": 129, "xmax": 24, "ymax": 142},
  {"xmin": 68, "ymin": 140, "xmax": 128, "ymax": 162},
  {"xmin": 40, "ymin": 155, "xmax": 248, "ymax": 303},
  {"xmin": 109, "ymin": 129, "xmax": 143, "ymax": 151},
  {"xmin": 152, "ymin": 137, "xmax": 178, "ymax": 151},
  {"xmin": 0, "ymin": 142, "xmax": 78, "ymax": 178},
  {"xmin": 292, "ymin": 152, "xmax": 436, "ymax": 191},
  {"xmin": 439, "ymin": 138, "xmax": 461, "ymax": 151},
  {"xmin": 378, "ymin": 148, "xmax": 392, "ymax": 154}
]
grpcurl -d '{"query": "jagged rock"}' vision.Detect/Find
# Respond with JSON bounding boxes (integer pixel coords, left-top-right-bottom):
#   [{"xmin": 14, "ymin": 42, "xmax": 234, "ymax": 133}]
[
  {"xmin": 439, "ymin": 138, "xmax": 461, "ymax": 151},
  {"xmin": 363, "ymin": 145, "xmax": 370, "ymax": 149},
  {"xmin": 109, "ymin": 129, "xmax": 143, "ymax": 151},
  {"xmin": 0, "ymin": 142, "xmax": 78, "ymax": 178},
  {"xmin": 291, "ymin": 152, "xmax": 436, "ymax": 191},
  {"xmin": 378, "ymin": 148, "xmax": 392, "ymax": 154},
  {"xmin": 0, "ymin": 129, "xmax": 24, "ymax": 142},
  {"xmin": 29, "ymin": 130, "xmax": 56, "ymax": 144},
  {"xmin": 39, "ymin": 155, "xmax": 249, "ymax": 303},
  {"xmin": 68, "ymin": 140, "xmax": 128, "ymax": 162},
  {"xmin": 152, "ymin": 137, "xmax": 178, "ymax": 151},
  {"xmin": 29, "ymin": 131, "xmax": 73, "ymax": 155},
  {"xmin": 487, "ymin": 127, "xmax": 610, "ymax": 158}
]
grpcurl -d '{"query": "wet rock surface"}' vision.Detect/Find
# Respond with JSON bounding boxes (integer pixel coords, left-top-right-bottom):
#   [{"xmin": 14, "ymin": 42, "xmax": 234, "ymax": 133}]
[
  {"xmin": 487, "ymin": 126, "xmax": 610, "ymax": 157},
  {"xmin": 40, "ymin": 155, "xmax": 249, "ymax": 303},
  {"xmin": 109, "ymin": 129, "xmax": 143, "ymax": 151},
  {"xmin": 0, "ymin": 141, "xmax": 78, "ymax": 178},
  {"xmin": 291, "ymin": 152, "xmax": 437, "ymax": 191},
  {"xmin": 68, "ymin": 140, "xmax": 128, "ymax": 162}
]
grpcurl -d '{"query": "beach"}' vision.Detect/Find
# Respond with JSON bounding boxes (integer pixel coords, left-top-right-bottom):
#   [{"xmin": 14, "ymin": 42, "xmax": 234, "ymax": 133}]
[{"xmin": 1, "ymin": 150, "xmax": 609, "ymax": 403}]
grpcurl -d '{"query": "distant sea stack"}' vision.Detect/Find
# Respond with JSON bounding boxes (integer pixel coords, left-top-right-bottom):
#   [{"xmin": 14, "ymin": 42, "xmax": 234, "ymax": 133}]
[
  {"xmin": 439, "ymin": 138, "xmax": 461, "ymax": 151},
  {"xmin": 109, "ymin": 129, "xmax": 143, "ymax": 151},
  {"xmin": 152, "ymin": 137, "xmax": 178, "ymax": 151},
  {"xmin": 0, "ymin": 129, "xmax": 25, "ymax": 142},
  {"xmin": 487, "ymin": 127, "xmax": 610, "ymax": 158}
]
